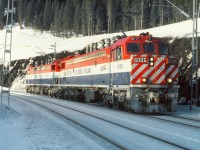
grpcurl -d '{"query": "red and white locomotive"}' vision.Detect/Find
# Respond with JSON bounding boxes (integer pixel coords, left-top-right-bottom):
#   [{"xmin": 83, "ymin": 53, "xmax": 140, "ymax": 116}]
[{"xmin": 26, "ymin": 33, "xmax": 179, "ymax": 112}]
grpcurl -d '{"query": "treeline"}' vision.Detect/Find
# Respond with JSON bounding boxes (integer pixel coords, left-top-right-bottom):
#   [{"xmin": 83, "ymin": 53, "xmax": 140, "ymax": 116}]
[{"xmin": 0, "ymin": 0, "xmax": 192, "ymax": 37}]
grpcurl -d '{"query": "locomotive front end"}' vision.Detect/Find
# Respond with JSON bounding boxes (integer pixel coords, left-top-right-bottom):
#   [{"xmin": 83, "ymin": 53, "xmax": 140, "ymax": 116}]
[{"xmin": 129, "ymin": 33, "xmax": 179, "ymax": 112}]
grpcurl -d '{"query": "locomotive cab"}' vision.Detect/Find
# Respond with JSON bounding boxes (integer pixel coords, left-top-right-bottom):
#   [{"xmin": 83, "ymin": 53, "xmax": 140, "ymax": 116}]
[
  {"xmin": 110, "ymin": 33, "xmax": 179, "ymax": 112},
  {"xmin": 25, "ymin": 60, "xmax": 61, "ymax": 96},
  {"xmin": 129, "ymin": 34, "xmax": 179, "ymax": 112}
]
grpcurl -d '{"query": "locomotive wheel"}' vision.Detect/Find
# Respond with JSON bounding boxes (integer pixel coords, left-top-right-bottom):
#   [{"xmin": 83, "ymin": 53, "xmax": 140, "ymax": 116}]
[
  {"xmin": 124, "ymin": 100, "xmax": 130, "ymax": 110},
  {"xmin": 40, "ymin": 89, "xmax": 43, "ymax": 95},
  {"xmin": 118, "ymin": 103, "xmax": 125, "ymax": 111},
  {"xmin": 107, "ymin": 101, "xmax": 113, "ymax": 109}
]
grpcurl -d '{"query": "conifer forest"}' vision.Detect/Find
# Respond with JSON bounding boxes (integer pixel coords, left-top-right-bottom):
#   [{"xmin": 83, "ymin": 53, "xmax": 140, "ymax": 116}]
[{"xmin": 0, "ymin": 0, "xmax": 194, "ymax": 37}]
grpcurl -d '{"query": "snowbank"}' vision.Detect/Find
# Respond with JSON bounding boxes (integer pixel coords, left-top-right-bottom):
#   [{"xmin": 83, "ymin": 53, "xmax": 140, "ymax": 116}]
[
  {"xmin": 0, "ymin": 103, "xmax": 19, "ymax": 120},
  {"xmin": 11, "ymin": 76, "xmax": 26, "ymax": 90}
]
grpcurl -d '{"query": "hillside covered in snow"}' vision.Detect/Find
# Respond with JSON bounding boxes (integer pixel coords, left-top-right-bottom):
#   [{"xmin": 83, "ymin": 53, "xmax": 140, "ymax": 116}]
[{"xmin": 0, "ymin": 19, "xmax": 199, "ymax": 60}]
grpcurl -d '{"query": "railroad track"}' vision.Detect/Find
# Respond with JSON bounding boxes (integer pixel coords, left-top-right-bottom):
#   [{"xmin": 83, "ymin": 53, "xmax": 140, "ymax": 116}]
[
  {"xmin": 10, "ymin": 93, "xmax": 198, "ymax": 149},
  {"xmin": 165, "ymin": 114, "xmax": 200, "ymax": 122},
  {"xmin": 142, "ymin": 114, "xmax": 200, "ymax": 129}
]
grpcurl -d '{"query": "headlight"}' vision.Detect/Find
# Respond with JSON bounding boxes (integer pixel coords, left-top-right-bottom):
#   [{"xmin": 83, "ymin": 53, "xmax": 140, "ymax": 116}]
[
  {"xmin": 149, "ymin": 57, "xmax": 154, "ymax": 67},
  {"xmin": 167, "ymin": 77, "xmax": 172, "ymax": 83},
  {"xmin": 150, "ymin": 62, "xmax": 154, "ymax": 66},
  {"xmin": 150, "ymin": 57, "xmax": 154, "ymax": 61},
  {"xmin": 141, "ymin": 77, "xmax": 147, "ymax": 83}
]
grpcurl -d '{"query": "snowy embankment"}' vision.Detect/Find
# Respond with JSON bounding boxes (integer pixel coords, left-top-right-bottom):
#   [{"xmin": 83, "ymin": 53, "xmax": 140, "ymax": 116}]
[
  {"xmin": 0, "ymin": 96, "xmax": 117, "ymax": 150},
  {"xmin": 0, "ymin": 103, "xmax": 26, "ymax": 150},
  {"xmin": 0, "ymin": 19, "xmax": 199, "ymax": 91},
  {"xmin": 0, "ymin": 19, "xmax": 199, "ymax": 60}
]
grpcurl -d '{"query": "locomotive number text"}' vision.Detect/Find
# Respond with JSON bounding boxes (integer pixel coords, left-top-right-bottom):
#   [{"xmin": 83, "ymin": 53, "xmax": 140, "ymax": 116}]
[
  {"xmin": 168, "ymin": 58, "xmax": 177, "ymax": 65},
  {"xmin": 134, "ymin": 57, "xmax": 147, "ymax": 63}
]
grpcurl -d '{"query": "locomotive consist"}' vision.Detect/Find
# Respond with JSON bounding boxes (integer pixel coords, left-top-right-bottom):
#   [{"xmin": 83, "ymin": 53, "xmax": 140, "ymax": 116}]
[{"xmin": 26, "ymin": 33, "xmax": 179, "ymax": 112}]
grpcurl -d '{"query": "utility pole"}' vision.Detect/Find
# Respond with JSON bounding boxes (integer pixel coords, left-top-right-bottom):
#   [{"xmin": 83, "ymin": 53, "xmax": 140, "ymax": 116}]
[
  {"xmin": 166, "ymin": 0, "xmax": 198, "ymax": 109},
  {"xmin": 190, "ymin": 0, "xmax": 199, "ymax": 109},
  {"xmin": 0, "ymin": 0, "xmax": 16, "ymax": 105},
  {"xmin": 161, "ymin": 10, "xmax": 164, "ymax": 26},
  {"xmin": 140, "ymin": 0, "xmax": 143, "ymax": 29}
]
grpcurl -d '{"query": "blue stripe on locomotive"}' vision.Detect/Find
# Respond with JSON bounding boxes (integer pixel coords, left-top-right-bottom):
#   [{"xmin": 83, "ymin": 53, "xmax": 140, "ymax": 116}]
[
  {"xmin": 60, "ymin": 72, "xmax": 130, "ymax": 85},
  {"xmin": 26, "ymin": 78, "xmax": 57, "ymax": 85},
  {"xmin": 26, "ymin": 72, "xmax": 130, "ymax": 86}
]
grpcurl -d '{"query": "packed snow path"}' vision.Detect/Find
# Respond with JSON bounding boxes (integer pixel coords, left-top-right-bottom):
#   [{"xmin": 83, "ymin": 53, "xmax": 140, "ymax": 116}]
[{"xmin": 1, "ymin": 91, "xmax": 200, "ymax": 149}]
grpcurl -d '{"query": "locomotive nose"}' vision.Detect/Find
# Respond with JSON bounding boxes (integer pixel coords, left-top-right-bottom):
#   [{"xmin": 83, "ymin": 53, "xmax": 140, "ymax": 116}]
[
  {"xmin": 165, "ymin": 57, "xmax": 179, "ymax": 85},
  {"xmin": 131, "ymin": 55, "xmax": 178, "ymax": 85}
]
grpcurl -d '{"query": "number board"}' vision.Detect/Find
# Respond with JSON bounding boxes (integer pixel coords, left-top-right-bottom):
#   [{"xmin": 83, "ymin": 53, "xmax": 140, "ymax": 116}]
[
  {"xmin": 133, "ymin": 57, "xmax": 147, "ymax": 63},
  {"xmin": 168, "ymin": 58, "xmax": 177, "ymax": 65}
]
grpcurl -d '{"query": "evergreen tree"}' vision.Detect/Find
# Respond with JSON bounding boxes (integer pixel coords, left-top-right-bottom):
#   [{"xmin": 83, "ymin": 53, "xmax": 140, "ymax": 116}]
[
  {"xmin": 130, "ymin": 0, "xmax": 143, "ymax": 30},
  {"xmin": 73, "ymin": 0, "xmax": 82, "ymax": 36},
  {"xmin": 165, "ymin": 0, "xmax": 174, "ymax": 24},
  {"xmin": 85, "ymin": 0, "xmax": 97, "ymax": 35},
  {"xmin": 17, "ymin": 0, "xmax": 25, "ymax": 28},
  {"xmin": 0, "ymin": 11, "xmax": 4, "ymax": 29},
  {"xmin": 52, "ymin": 2, "xmax": 63, "ymax": 37},
  {"xmin": 107, "ymin": 0, "xmax": 115, "ymax": 33},
  {"xmin": 43, "ymin": 0, "xmax": 52, "ymax": 30},
  {"xmin": 143, "ymin": 0, "xmax": 151, "ymax": 29},
  {"xmin": 158, "ymin": 0, "xmax": 165, "ymax": 26},
  {"xmin": 0, "ymin": 0, "xmax": 7, "ymax": 29},
  {"xmin": 7, "ymin": 0, "xmax": 193, "ymax": 37},
  {"xmin": 95, "ymin": 1, "xmax": 107, "ymax": 34},
  {"xmin": 52, "ymin": 1, "xmax": 59, "ymax": 36},
  {"xmin": 33, "ymin": 0, "xmax": 42, "ymax": 29},
  {"xmin": 150, "ymin": 0, "xmax": 159, "ymax": 27},
  {"xmin": 63, "ymin": 0, "xmax": 74, "ymax": 37},
  {"xmin": 120, "ymin": 0, "xmax": 131, "ymax": 31},
  {"xmin": 24, "ymin": 0, "xmax": 34, "ymax": 27},
  {"xmin": 0, "ymin": 3, "xmax": 4, "ymax": 29},
  {"xmin": 113, "ymin": 0, "xmax": 123, "ymax": 32},
  {"xmin": 80, "ymin": 1, "xmax": 87, "ymax": 36}
]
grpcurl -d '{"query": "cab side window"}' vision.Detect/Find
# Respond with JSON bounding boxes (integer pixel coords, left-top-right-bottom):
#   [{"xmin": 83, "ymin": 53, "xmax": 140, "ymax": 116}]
[
  {"xmin": 115, "ymin": 47, "xmax": 122, "ymax": 61},
  {"xmin": 51, "ymin": 65, "xmax": 55, "ymax": 71},
  {"xmin": 61, "ymin": 62, "xmax": 65, "ymax": 69},
  {"xmin": 127, "ymin": 43, "xmax": 140, "ymax": 53}
]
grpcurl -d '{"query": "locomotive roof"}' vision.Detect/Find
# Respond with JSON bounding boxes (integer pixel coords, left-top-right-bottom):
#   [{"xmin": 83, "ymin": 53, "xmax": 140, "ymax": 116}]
[
  {"xmin": 111, "ymin": 34, "xmax": 163, "ymax": 49},
  {"xmin": 60, "ymin": 33, "xmax": 165, "ymax": 62}
]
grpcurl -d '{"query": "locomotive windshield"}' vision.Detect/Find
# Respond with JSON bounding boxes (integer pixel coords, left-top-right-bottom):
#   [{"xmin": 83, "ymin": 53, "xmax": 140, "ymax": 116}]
[
  {"xmin": 158, "ymin": 44, "xmax": 169, "ymax": 54},
  {"xmin": 144, "ymin": 43, "xmax": 155, "ymax": 53},
  {"xmin": 127, "ymin": 43, "xmax": 140, "ymax": 53}
]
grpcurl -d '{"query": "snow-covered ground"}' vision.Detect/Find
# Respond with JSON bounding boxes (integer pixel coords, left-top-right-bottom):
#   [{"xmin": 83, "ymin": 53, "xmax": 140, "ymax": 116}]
[
  {"xmin": 0, "ymin": 19, "xmax": 199, "ymax": 60},
  {"xmin": 0, "ymin": 92, "xmax": 200, "ymax": 150},
  {"xmin": 0, "ymin": 94, "xmax": 118, "ymax": 150},
  {"xmin": 0, "ymin": 19, "xmax": 200, "ymax": 149}
]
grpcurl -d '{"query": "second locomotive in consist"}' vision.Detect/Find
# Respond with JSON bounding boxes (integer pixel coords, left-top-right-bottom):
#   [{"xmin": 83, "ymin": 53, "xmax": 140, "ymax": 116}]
[{"xmin": 26, "ymin": 33, "xmax": 179, "ymax": 113}]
